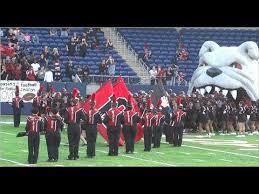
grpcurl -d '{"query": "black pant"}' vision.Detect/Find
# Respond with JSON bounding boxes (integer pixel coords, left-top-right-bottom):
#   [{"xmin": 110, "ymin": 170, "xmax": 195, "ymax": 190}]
[
  {"xmin": 153, "ymin": 126, "xmax": 162, "ymax": 148},
  {"xmin": 45, "ymin": 131, "xmax": 61, "ymax": 160},
  {"xmin": 85, "ymin": 125, "xmax": 97, "ymax": 157},
  {"xmin": 67, "ymin": 126, "xmax": 81, "ymax": 159},
  {"xmin": 13, "ymin": 110, "xmax": 21, "ymax": 127},
  {"xmin": 173, "ymin": 123, "xmax": 184, "ymax": 146},
  {"xmin": 28, "ymin": 132, "xmax": 40, "ymax": 164},
  {"xmin": 107, "ymin": 126, "xmax": 121, "ymax": 156},
  {"xmin": 122, "ymin": 126, "xmax": 137, "ymax": 153},
  {"xmin": 144, "ymin": 127, "xmax": 152, "ymax": 151},
  {"xmin": 168, "ymin": 126, "xmax": 175, "ymax": 144}
]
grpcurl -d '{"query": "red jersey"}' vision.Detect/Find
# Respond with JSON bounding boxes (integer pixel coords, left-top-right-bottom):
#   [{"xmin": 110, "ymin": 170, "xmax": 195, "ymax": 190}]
[
  {"xmin": 123, "ymin": 110, "xmax": 138, "ymax": 126},
  {"xmin": 153, "ymin": 112, "xmax": 165, "ymax": 127},
  {"xmin": 26, "ymin": 115, "xmax": 42, "ymax": 133},
  {"xmin": 143, "ymin": 112, "xmax": 154, "ymax": 127},
  {"xmin": 106, "ymin": 108, "xmax": 122, "ymax": 127}
]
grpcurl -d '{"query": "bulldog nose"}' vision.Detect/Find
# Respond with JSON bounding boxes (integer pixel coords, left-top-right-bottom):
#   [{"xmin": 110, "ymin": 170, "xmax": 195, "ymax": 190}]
[{"xmin": 206, "ymin": 67, "xmax": 222, "ymax": 78}]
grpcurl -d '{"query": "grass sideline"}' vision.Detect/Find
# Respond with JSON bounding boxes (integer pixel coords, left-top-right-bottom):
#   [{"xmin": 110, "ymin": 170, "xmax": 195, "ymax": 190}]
[{"xmin": 0, "ymin": 115, "xmax": 259, "ymax": 166}]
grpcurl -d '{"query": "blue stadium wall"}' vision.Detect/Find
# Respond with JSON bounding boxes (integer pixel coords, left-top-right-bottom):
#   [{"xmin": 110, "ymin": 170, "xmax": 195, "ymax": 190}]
[{"xmin": 0, "ymin": 82, "xmax": 188, "ymax": 115}]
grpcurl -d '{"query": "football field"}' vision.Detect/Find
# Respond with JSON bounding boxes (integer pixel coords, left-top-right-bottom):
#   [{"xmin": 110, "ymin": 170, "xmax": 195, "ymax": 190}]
[{"xmin": 0, "ymin": 115, "xmax": 259, "ymax": 167}]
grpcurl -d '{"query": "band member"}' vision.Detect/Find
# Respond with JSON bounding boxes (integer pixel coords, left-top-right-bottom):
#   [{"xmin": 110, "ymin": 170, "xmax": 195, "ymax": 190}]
[
  {"xmin": 221, "ymin": 103, "xmax": 229, "ymax": 134},
  {"xmin": 25, "ymin": 108, "xmax": 43, "ymax": 164},
  {"xmin": 122, "ymin": 95, "xmax": 141, "ymax": 154},
  {"xmin": 142, "ymin": 98, "xmax": 154, "ymax": 152},
  {"xmin": 12, "ymin": 86, "xmax": 24, "ymax": 127},
  {"xmin": 171, "ymin": 104, "xmax": 186, "ymax": 147},
  {"xmin": 103, "ymin": 95, "xmax": 124, "ymax": 156},
  {"xmin": 64, "ymin": 88, "xmax": 87, "ymax": 160},
  {"xmin": 207, "ymin": 101, "xmax": 215, "ymax": 136},
  {"xmin": 44, "ymin": 108, "xmax": 64, "ymax": 162},
  {"xmin": 153, "ymin": 100, "xmax": 165, "ymax": 148},
  {"xmin": 237, "ymin": 101, "xmax": 247, "ymax": 137},
  {"xmin": 84, "ymin": 93, "xmax": 102, "ymax": 158},
  {"xmin": 197, "ymin": 103, "xmax": 209, "ymax": 135},
  {"xmin": 32, "ymin": 85, "xmax": 44, "ymax": 116},
  {"xmin": 227, "ymin": 102, "xmax": 237, "ymax": 134},
  {"xmin": 249, "ymin": 101, "xmax": 257, "ymax": 134}
]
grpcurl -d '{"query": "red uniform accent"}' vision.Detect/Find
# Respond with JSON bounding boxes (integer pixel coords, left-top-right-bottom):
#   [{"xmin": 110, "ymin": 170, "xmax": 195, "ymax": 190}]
[
  {"xmin": 123, "ymin": 110, "xmax": 138, "ymax": 126},
  {"xmin": 45, "ymin": 116, "xmax": 58, "ymax": 132},
  {"xmin": 27, "ymin": 115, "xmax": 41, "ymax": 132},
  {"xmin": 153, "ymin": 112, "xmax": 165, "ymax": 127},
  {"xmin": 176, "ymin": 96, "xmax": 183, "ymax": 106},
  {"xmin": 107, "ymin": 108, "xmax": 122, "ymax": 127},
  {"xmin": 174, "ymin": 109, "xmax": 186, "ymax": 123},
  {"xmin": 86, "ymin": 108, "xmax": 98, "ymax": 124},
  {"xmin": 12, "ymin": 97, "xmax": 22, "ymax": 109},
  {"xmin": 143, "ymin": 112, "xmax": 154, "ymax": 127},
  {"xmin": 66, "ymin": 106, "xmax": 81, "ymax": 124},
  {"xmin": 33, "ymin": 96, "xmax": 42, "ymax": 106}
]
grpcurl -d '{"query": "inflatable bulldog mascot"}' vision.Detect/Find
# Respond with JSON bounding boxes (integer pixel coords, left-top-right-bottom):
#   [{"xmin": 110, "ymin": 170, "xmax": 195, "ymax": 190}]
[{"xmin": 188, "ymin": 41, "xmax": 259, "ymax": 101}]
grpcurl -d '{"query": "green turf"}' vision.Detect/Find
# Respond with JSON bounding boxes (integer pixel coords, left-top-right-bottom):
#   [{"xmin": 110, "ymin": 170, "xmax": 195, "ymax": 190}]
[{"xmin": 0, "ymin": 116, "xmax": 259, "ymax": 166}]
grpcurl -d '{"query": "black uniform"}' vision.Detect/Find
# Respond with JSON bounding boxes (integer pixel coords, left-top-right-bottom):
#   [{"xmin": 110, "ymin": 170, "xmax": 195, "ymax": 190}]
[
  {"xmin": 172, "ymin": 108, "xmax": 186, "ymax": 146},
  {"xmin": 103, "ymin": 108, "xmax": 124, "ymax": 156},
  {"xmin": 153, "ymin": 111, "xmax": 165, "ymax": 148},
  {"xmin": 64, "ymin": 104, "xmax": 87, "ymax": 160},
  {"xmin": 142, "ymin": 111, "xmax": 154, "ymax": 151},
  {"xmin": 122, "ymin": 109, "xmax": 141, "ymax": 153},
  {"xmin": 44, "ymin": 114, "xmax": 64, "ymax": 161},
  {"xmin": 84, "ymin": 108, "xmax": 102, "ymax": 157},
  {"xmin": 25, "ymin": 114, "xmax": 43, "ymax": 164},
  {"xmin": 249, "ymin": 105, "xmax": 257, "ymax": 121},
  {"xmin": 198, "ymin": 106, "xmax": 209, "ymax": 124},
  {"xmin": 238, "ymin": 106, "xmax": 247, "ymax": 122},
  {"xmin": 12, "ymin": 96, "xmax": 24, "ymax": 127}
]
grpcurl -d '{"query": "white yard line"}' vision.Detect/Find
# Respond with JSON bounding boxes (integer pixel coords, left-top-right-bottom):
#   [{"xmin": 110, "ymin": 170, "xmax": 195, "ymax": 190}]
[
  {"xmin": 239, "ymin": 148, "xmax": 259, "ymax": 151},
  {"xmin": 0, "ymin": 122, "xmax": 26, "ymax": 124},
  {"xmin": 0, "ymin": 158, "xmax": 29, "ymax": 166},
  {"xmin": 156, "ymin": 152, "xmax": 165, "ymax": 155},
  {"xmin": 207, "ymin": 152, "xmax": 216, "ymax": 155},
  {"xmin": 179, "ymin": 152, "xmax": 191, "ymax": 155},
  {"xmin": 182, "ymin": 145, "xmax": 259, "ymax": 159},
  {"xmin": 192, "ymin": 159, "xmax": 205, "ymax": 162},
  {"xmin": 219, "ymin": 159, "xmax": 232, "ymax": 162}
]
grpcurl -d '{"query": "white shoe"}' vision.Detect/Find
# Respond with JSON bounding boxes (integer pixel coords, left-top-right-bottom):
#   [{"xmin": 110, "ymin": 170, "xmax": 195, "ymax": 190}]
[
  {"xmin": 226, "ymin": 133, "xmax": 231, "ymax": 136},
  {"xmin": 252, "ymin": 131, "xmax": 259, "ymax": 135},
  {"xmin": 245, "ymin": 132, "xmax": 249, "ymax": 135},
  {"xmin": 248, "ymin": 133, "xmax": 253, "ymax": 136},
  {"xmin": 230, "ymin": 132, "xmax": 236, "ymax": 135},
  {"xmin": 211, "ymin": 133, "xmax": 215, "ymax": 136},
  {"xmin": 219, "ymin": 133, "xmax": 225, "ymax": 136},
  {"xmin": 236, "ymin": 135, "xmax": 245, "ymax": 137}
]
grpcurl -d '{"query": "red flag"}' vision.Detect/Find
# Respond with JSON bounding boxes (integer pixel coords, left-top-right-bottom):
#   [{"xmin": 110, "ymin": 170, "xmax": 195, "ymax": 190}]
[{"xmin": 113, "ymin": 76, "xmax": 144, "ymax": 143}]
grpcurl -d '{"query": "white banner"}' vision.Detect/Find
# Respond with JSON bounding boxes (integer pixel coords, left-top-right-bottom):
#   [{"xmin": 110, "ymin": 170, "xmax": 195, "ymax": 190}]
[{"xmin": 0, "ymin": 81, "xmax": 40, "ymax": 102}]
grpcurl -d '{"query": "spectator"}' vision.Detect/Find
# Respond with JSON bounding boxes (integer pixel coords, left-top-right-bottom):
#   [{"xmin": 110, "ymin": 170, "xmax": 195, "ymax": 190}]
[
  {"xmin": 53, "ymin": 60, "xmax": 61, "ymax": 81},
  {"xmin": 72, "ymin": 71, "xmax": 82, "ymax": 83},
  {"xmin": 166, "ymin": 66, "xmax": 173, "ymax": 86},
  {"xmin": 178, "ymin": 48, "xmax": 189, "ymax": 61},
  {"xmin": 99, "ymin": 59, "xmax": 107, "ymax": 82},
  {"xmin": 1, "ymin": 64, "xmax": 8, "ymax": 80},
  {"xmin": 32, "ymin": 34, "xmax": 39, "ymax": 44},
  {"xmin": 24, "ymin": 32, "xmax": 31, "ymax": 43},
  {"xmin": 157, "ymin": 66, "xmax": 166, "ymax": 85},
  {"xmin": 77, "ymin": 67, "xmax": 83, "ymax": 80},
  {"xmin": 106, "ymin": 55, "xmax": 115, "ymax": 76},
  {"xmin": 7, "ymin": 28, "xmax": 14, "ymax": 40},
  {"xmin": 21, "ymin": 57, "xmax": 30, "ymax": 80},
  {"xmin": 14, "ymin": 63, "xmax": 22, "ymax": 80},
  {"xmin": 39, "ymin": 53, "xmax": 47, "ymax": 67},
  {"xmin": 177, "ymin": 71, "xmax": 187, "ymax": 86},
  {"xmin": 31, "ymin": 59, "xmax": 40, "ymax": 75},
  {"xmin": 27, "ymin": 51, "xmax": 35, "ymax": 64},
  {"xmin": 0, "ymin": 28, "xmax": 3, "ymax": 37},
  {"xmin": 66, "ymin": 60, "xmax": 74, "ymax": 81},
  {"xmin": 42, "ymin": 46, "xmax": 50, "ymax": 65},
  {"xmin": 37, "ymin": 66, "xmax": 46, "ymax": 81},
  {"xmin": 44, "ymin": 67, "xmax": 54, "ymax": 82},
  {"xmin": 52, "ymin": 48, "xmax": 60, "ymax": 62},
  {"xmin": 66, "ymin": 37, "xmax": 76, "ymax": 56},
  {"xmin": 80, "ymin": 32, "xmax": 88, "ymax": 42},
  {"xmin": 60, "ymin": 28, "xmax": 69, "ymax": 37},
  {"xmin": 82, "ymin": 65, "xmax": 90, "ymax": 83},
  {"xmin": 49, "ymin": 28, "xmax": 58, "ymax": 36},
  {"xmin": 143, "ymin": 47, "xmax": 152, "ymax": 62},
  {"xmin": 13, "ymin": 28, "xmax": 20, "ymax": 37},
  {"xmin": 171, "ymin": 63, "xmax": 179, "ymax": 85},
  {"xmin": 5, "ymin": 60, "xmax": 15, "ymax": 80},
  {"xmin": 72, "ymin": 32, "xmax": 79, "ymax": 43},
  {"xmin": 79, "ymin": 38, "xmax": 88, "ymax": 57},
  {"xmin": 106, "ymin": 38, "xmax": 113, "ymax": 49},
  {"xmin": 91, "ymin": 35, "xmax": 99, "ymax": 50},
  {"xmin": 149, "ymin": 66, "xmax": 157, "ymax": 85},
  {"xmin": 10, "ymin": 35, "xmax": 18, "ymax": 46},
  {"xmin": 26, "ymin": 66, "xmax": 36, "ymax": 81}
]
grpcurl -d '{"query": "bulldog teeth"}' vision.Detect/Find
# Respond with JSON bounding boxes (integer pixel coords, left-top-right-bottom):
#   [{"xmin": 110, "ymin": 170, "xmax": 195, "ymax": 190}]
[
  {"xmin": 222, "ymin": 89, "xmax": 228, "ymax": 97},
  {"xmin": 205, "ymin": 86, "xmax": 212, "ymax": 93},
  {"xmin": 200, "ymin": 88, "xmax": 206, "ymax": 96},
  {"xmin": 215, "ymin": 87, "xmax": 220, "ymax": 93},
  {"xmin": 230, "ymin": 90, "xmax": 237, "ymax": 100}
]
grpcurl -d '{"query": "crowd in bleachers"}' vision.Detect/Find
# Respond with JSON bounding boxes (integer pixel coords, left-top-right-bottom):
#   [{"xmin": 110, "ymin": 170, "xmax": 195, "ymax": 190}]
[{"xmin": 0, "ymin": 27, "xmax": 140, "ymax": 84}]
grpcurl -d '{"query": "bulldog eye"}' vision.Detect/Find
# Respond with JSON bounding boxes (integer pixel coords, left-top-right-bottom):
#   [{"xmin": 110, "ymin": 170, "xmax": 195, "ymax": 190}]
[
  {"xmin": 230, "ymin": 62, "xmax": 242, "ymax": 70},
  {"xmin": 199, "ymin": 62, "xmax": 208, "ymax": 67}
]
